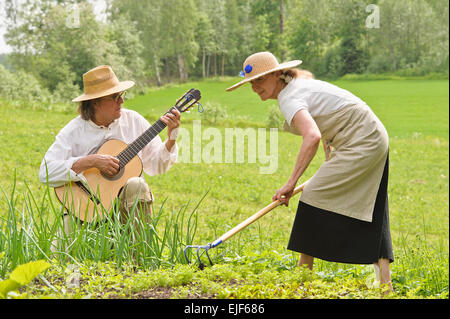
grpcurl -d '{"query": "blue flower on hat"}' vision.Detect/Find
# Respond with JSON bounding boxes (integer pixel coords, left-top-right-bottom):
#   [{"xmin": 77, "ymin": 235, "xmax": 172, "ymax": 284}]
[
  {"xmin": 239, "ymin": 70, "xmax": 245, "ymax": 77},
  {"xmin": 244, "ymin": 64, "xmax": 253, "ymax": 74}
]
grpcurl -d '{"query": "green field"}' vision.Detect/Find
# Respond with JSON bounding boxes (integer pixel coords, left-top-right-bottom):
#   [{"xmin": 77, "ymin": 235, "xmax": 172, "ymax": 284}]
[
  {"xmin": 128, "ymin": 78, "xmax": 449, "ymax": 137},
  {"xmin": 0, "ymin": 78, "xmax": 448, "ymax": 299}
]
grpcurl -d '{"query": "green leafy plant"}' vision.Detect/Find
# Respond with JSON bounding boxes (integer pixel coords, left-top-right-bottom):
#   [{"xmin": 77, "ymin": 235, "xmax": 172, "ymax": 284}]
[{"xmin": 0, "ymin": 257, "xmax": 51, "ymax": 299}]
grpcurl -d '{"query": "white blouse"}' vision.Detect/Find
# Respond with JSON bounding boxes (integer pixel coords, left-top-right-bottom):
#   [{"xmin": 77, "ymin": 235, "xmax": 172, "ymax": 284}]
[
  {"xmin": 39, "ymin": 108, "xmax": 178, "ymax": 187},
  {"xmin": 277, "ymin": 78, "xmax": 366, "ymax": 125}
]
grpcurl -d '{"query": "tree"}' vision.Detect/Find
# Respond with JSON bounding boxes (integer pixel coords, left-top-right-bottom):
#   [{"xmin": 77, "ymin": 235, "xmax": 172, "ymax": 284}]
[
  {"xmin": 250, "ymin": 0, "xmax": 284, "ymax": 59},
  {"xmin": 4, "ymin": 1, "xmax": 143, "ymax": 94},
  {"xmin": 199, "ymin": 0, "xmax": 228, "ymax": 77},
  {"xmin": 368, "ymin": 0, "xmax": 444, "ymax": 73},
  {"xmin": 194, "ymin": 12, "xmax": 214, "ymax": 78},
  {"xmin": 3, "ymin": 0, "xmax": 448, "ymax": 88},
  {"xmin": 286, "ymin": 0, "xmax": 340, "ymax": 75},
  {"xmin": 336, "ymin": 0, "xmax": 367, "ymax": 75},
  {"xmin": 287, "ymin": 17, "xmax": 319, "ymax": 69},
  {"xmin": 223, "ymin": 0, "xmax": 241, "ymax": 74},
  {"xmin": 108, "ymin": 0, "xmax": 165, "ymax": 86},
  {"xmin": 159, "ymin": 0, "xmax": 198, "ymax": 81},
  {"xmin": 252, "ymin": 14, "xmax": 272, "ymax": 53}
]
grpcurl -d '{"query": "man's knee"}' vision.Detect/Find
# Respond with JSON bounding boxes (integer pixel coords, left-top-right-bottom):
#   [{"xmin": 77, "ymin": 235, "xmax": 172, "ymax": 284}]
[{"xmin": 119, "ymin": 177, "xmax": 154, "ymax": 219}]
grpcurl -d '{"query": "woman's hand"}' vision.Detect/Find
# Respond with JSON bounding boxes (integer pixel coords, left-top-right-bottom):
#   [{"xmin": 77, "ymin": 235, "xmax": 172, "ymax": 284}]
[
  {"xmin": 273, "ymin": 182, "xmax": 296, "ymax": 206},
  {"xmin": 275, "ymin": 110, "xmax": 321, "ymax": 206}
]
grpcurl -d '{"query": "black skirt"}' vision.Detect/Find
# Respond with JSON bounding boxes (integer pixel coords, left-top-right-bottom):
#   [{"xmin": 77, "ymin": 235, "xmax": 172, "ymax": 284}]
[{"xmin": 287, "ymin": 155, "xmax": 394, "ymax": 264}]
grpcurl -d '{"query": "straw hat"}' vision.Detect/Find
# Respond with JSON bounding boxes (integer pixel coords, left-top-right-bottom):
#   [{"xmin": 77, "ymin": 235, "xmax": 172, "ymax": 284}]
[
  {"xmin": 72, "ymin": 65, "xmax": 135, "ymax": 102},
  {"xmin": 226, "ymin": 52, "xmax": 302, "ymax": 91}
]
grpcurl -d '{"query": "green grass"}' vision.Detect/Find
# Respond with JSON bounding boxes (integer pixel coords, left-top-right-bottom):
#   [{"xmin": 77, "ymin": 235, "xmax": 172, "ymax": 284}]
[
  {"xmin": 0, "ymin": 78, "xmax": 448, "ymax": 299},
  {"xmin": 127, "ymin": 77, "xmax": 449, "ymax": 138}
]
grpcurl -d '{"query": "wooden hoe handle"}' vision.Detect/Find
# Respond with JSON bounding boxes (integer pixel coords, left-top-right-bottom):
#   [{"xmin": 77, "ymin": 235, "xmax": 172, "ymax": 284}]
[{"xmin": 213, "ymin": 181, "xmax": 308, "ymax": 246}]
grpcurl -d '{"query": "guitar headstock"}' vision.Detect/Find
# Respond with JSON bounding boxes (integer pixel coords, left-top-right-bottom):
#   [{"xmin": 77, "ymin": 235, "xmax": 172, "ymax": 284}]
[{"xmin": 174, "ymin": 88, "xmax": 202, "ymax": 113}]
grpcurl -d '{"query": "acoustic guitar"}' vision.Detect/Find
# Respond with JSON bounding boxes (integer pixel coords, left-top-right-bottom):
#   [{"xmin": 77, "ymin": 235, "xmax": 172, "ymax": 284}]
[{"xmin": 55, "ymin": 88, "xmax": 201, "ymax": 222}]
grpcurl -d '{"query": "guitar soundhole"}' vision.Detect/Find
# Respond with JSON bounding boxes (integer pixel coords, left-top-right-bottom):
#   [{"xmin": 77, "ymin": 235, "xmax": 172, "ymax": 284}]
[{"xmin": 101, "ymin": 166, "xmax": 125, "ymax": 181}]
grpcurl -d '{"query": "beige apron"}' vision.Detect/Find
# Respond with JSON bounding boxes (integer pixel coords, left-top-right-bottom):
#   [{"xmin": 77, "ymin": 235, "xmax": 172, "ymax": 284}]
[{"xmin": 284, "ymin": 104, "xmax": 388, "ymax": 222}]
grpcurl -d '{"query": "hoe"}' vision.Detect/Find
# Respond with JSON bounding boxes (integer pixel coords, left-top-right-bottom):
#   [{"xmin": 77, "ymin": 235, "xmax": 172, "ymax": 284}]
[{"xmin": 184, "ymin": 180, "xmax": 309, "ymax": 269}]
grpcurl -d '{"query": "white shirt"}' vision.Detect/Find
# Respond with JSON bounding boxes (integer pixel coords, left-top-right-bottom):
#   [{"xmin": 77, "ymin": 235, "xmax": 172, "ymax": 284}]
[
  {"xmin": 277, "ymin": 78, "xmax": 366, "ymax": 125},
  {"xmin": 39, "ymin": 108, "xmax": 178, "ymax": 187}
]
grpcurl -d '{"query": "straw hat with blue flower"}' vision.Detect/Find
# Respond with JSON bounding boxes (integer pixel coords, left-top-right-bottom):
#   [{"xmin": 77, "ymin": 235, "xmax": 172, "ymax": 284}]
[{"xmin": 226, "ymin": 52, "xmax": 302, "ymax": 92}]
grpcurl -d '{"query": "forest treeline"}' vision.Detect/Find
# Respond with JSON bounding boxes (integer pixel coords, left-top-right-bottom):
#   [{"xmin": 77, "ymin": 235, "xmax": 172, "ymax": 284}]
[{"xmin": 0, "ymin": 0, "xmax": 448, "ymax": 100}]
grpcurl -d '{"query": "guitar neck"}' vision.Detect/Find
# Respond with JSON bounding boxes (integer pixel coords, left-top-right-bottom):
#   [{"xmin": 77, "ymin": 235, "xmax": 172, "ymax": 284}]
[{"xmin": 117, "ymin": 118, "xmax": 167, "ymax": 167}]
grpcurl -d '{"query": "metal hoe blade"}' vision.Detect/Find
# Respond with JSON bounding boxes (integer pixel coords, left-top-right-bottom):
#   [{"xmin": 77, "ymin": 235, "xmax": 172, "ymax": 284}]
[
  {"xmin": 184, "ymin": 181, "xmax": 309, "ymax": 270},
  {"xmin": 184, "ymin": 243, "xmax": 214, "ymax": 270}
]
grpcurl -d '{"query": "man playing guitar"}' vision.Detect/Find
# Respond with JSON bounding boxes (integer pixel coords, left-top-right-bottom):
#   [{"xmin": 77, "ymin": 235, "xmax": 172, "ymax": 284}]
[{"xmin": 39, "ymin": 65, "xmax": 181, "ymax": 251}]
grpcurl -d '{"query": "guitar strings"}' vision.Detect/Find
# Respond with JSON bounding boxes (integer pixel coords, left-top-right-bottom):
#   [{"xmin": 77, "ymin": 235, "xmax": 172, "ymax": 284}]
[
  {"xmin": 116, "ymin": 94, "xmax": 199, "ymax": 167},
  {"xmin": 117, "ymin": 119, "xmax": 167, "ymax": 167}
]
